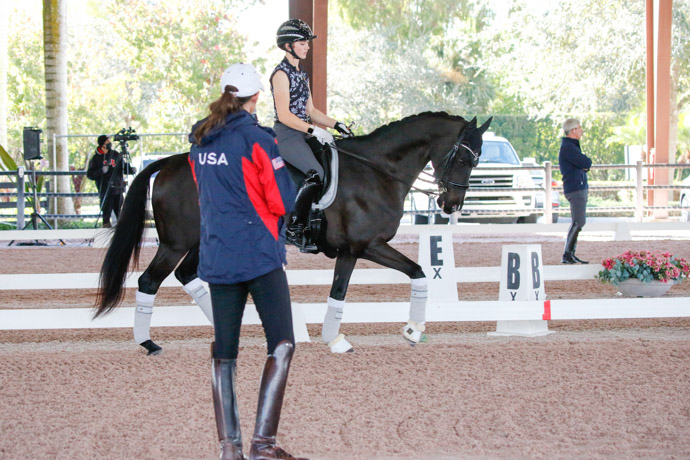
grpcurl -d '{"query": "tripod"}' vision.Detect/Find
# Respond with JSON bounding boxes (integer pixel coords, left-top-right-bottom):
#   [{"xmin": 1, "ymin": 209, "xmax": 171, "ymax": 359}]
[{"xmin": 23, "ymin": 159, "xmax": 53, "ymax": 230}]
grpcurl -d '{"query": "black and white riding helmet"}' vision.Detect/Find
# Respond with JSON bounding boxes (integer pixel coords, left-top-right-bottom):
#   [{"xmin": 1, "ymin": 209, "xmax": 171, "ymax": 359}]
[{"xmin": 276, "ymin": 19, "xmax": 317, "ymax": 49}]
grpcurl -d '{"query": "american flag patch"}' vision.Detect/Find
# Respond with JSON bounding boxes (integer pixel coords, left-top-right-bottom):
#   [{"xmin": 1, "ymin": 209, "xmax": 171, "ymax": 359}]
[{"xmin": 272, "ymin": 156, "xmax": 285, "ymax": 170}]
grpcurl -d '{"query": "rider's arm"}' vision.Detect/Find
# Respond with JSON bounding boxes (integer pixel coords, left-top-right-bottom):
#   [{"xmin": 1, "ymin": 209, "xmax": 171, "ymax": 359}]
[
  {"xmin": 272, "ymin": 71, "xmax": 314, "ymax": 133},
  {"xmin": 306, "ymin": 96, "xmax": 336, "ymax": 129}
]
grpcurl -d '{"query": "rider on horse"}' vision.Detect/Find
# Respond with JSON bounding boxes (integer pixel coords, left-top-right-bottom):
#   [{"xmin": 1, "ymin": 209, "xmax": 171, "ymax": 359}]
[{"xmin": 270, "ymin": 19, "xmax": 353, "ymax": 252}]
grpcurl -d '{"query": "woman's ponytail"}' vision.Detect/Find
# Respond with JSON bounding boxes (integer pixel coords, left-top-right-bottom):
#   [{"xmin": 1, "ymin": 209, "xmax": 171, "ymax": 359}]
[{"xmin": 194, "ymin": 85, "xmax": 252, "ymax": 145}]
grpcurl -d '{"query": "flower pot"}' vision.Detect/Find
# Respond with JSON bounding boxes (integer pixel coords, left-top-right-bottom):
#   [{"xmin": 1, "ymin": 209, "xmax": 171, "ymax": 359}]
[{"xmin": 614, "ymin": 278, "xmax": 673, "ymax": 298}]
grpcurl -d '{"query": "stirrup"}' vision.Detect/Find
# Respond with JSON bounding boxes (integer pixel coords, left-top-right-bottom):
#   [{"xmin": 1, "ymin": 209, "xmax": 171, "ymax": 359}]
[{"xmin": 287, "ymin": 227, "xmax": 318, "ymax": 253}]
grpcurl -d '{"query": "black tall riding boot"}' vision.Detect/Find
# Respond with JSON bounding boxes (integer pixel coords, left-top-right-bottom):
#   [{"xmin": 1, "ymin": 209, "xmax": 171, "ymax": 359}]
[
  {"xmin": 286, "ymin": 170, "xmax": 320, "ymax": 253},
  {"xmin": 212, "ymin": 352, "xmax": 245, "ymax": 460},
  {"xmin": 562, "ymin": 221, "xmax": 582, "ymax": 264},
  {"xmin": 249, "ymin": 341, "xmax": 307, "ymax": 460}
]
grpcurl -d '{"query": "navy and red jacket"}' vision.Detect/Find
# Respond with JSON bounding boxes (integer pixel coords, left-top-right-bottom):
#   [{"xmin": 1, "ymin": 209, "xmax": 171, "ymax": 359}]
[
  {"xmin": 189, "ymin": 111, "xmax": 296, "ymax": 285},
  {"xmin": 559, "ymin": 137, "xmax": 592, "ymax": 195}
]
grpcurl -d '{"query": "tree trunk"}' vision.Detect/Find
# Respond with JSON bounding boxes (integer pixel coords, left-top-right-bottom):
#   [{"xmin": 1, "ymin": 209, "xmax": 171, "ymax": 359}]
[
  {"xmin": 43, "ymin": 0, "xmax": 74, "ymax": 219},
  {"xmin": 0, "ymin": 1, "xmax": 8, "ymax": 148}
]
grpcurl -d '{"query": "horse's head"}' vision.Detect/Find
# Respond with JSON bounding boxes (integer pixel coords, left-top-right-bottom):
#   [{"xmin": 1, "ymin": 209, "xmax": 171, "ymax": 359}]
[{"xmin": 434, "ymin": 116, "xmax": 492, "ymax": 214}]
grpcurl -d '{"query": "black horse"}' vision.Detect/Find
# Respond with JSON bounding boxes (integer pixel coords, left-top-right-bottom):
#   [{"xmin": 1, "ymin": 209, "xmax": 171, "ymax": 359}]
[{"xmin": 94, "ymin": 112, "xmax": 491, "ymax": 354}]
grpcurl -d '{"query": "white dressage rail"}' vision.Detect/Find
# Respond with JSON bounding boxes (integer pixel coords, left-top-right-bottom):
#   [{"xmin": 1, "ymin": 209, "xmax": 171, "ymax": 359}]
[
  {"xmin": 1, "ymin": 221, "xmax": 690, "ymax": 246},
  {"xmin": 1, "ymin": 224, "xmax": 689, "ymax": 332},
  {"xmin": 2, "ymin": 298, "xmax": 689, "ymax": 331},
  {"xmin": 1, "ymin": 264, "xmax": 689, "ymax": 330},
  {"xmin": 0, "ymin": 265, "xmax": 600, "ymax": 291}
]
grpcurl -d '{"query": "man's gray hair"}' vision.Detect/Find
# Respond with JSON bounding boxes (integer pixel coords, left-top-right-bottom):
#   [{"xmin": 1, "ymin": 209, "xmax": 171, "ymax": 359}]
[{"xmin": 563, "ymin": 118, "xmax": 580, "ymax": 135}]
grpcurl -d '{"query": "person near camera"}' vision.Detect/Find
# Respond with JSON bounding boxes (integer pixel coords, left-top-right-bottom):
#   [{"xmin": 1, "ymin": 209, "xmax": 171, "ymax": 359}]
[
  {"xmin": 559, "ymin": 118, "xmax": 592, "ymax": 264},
  {"xmin": 190, "ymin": 62, "xmax": 307, "ymax": 460},
  {"xmin": 86, "ymin": 134, "xmax": 135, "ymax": 228},
  {"xmin": 271, "ymin": 19, "xmax": 353, "ymax": 252}
]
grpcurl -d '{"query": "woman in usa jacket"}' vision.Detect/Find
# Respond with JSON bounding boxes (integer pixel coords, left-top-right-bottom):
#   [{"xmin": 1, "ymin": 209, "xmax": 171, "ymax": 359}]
[{"xmin": 189, "ymin": 63, "xmax": 307, "ymax": 460}]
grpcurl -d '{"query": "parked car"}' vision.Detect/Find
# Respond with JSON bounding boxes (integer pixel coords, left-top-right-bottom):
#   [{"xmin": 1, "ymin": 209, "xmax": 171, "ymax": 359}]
[
  {"xmin": 521, "ymin": 157, "xmax": 560, "ymax": 223},
  {"xmin": 409, "ymin": 133, "xmax": 542, "ymax": 223}
]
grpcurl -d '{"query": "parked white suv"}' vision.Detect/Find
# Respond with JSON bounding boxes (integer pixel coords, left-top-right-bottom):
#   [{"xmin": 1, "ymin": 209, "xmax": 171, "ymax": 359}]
[
  {"xmin": 409, "ymin": 133, "xmax": 541, "ymax": 223},
  {"xmin": 458, "ymin": 133, "xmax": 538, "ymax": 222}
]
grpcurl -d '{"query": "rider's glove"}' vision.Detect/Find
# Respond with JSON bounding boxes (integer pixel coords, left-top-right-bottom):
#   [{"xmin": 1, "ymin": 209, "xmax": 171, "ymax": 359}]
[
  {"xmin": 334, "ymin": 121, "xmax": 354, "ymax": 138},
  {"xmin": 311, "ymin": 126, "xmax": 335, "ymax": 145},
  {"xmin": 102, "ymin": 165, "xmax": 109, "ymax": 174}
]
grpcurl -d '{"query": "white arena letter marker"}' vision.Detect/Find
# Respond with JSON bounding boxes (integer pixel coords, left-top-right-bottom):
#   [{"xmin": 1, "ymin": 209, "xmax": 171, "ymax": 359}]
[
  {"xmin": 489, "ymin": 244, "xmax": 553, "ymax": 337},
  {"xmin": 418, "ymin": 229, "xmax": 458, "ymax": 302}
]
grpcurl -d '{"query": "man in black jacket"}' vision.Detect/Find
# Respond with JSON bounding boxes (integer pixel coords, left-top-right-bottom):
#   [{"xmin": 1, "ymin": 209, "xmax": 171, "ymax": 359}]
[
  {"xmin": 559, "ymin": 118, "xmax": 592, "ymax": 264},
  {"xmin": 86, "ymin": 134, "xmax": 135, "ymax": 227}
]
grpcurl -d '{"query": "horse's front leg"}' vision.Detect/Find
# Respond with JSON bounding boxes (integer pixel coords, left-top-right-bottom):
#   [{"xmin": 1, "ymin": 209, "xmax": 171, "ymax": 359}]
[
  {"xmin": 362, "ymin": 242, "xmax": 428, "ymax": 345},
  {"xmin": 324, "ymin": 251, "xmax": 358, "ymax": 353}
]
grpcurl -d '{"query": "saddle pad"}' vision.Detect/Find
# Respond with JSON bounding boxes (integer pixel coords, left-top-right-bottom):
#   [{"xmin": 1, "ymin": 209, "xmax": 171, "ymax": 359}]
[{"xmin": 314, "ymin": 145, "xmax": 338, "ymax": 210}]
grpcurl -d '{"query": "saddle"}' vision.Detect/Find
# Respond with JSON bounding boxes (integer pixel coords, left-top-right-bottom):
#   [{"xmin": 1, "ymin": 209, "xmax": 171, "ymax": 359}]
[{"xmin": 287, "ymin": 140, "xmax": 340, "ymax": 253}]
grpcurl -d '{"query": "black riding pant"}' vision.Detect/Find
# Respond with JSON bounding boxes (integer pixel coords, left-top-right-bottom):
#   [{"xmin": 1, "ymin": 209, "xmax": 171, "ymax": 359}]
[
  {"xmin": 99, "ymin": 189, "xmax": 123, "ymax": 223},
  {"xmin": 565, "ymin": 188, "xmax": 588, "ymax": 227},
  {"xmin": 210, "ymin": 267, "xmax": 295, "ymax": 360}
]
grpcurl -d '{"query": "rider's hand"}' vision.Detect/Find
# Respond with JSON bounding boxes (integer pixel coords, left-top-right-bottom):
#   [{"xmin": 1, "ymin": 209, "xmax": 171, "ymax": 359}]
[
  {"xmin": 102, "ymin": 165, "xmax": 109, "ymax": 174},
  {"xmin": 334, "ymin": 121, "xmax": 353, "ymax": 138},
  {"xmin": 312, "ymin": 126, "xmax": 335, "ymax": 145}
]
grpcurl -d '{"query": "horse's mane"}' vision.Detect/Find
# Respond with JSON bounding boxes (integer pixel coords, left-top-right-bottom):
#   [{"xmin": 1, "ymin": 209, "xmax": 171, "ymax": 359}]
[{"xmin": 362, "ymin": 111, "xmax": 467, "ymax": 140}]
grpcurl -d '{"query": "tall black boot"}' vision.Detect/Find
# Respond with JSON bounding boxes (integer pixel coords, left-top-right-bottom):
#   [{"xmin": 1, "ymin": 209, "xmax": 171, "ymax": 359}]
[
  {"xmin": 286, "ymin": 170, "xmax": 320, "ymax": 253},
  {"xmin": 212, "ymin": 347, "xmax": 245, "ymax": 460},
  {"xmin": 562, "ymin": 221, "xmax": 581, "ymax": 264},
  {"xmin": 249, "ymin": 341, "xmax": 307, "ymax": 460}
]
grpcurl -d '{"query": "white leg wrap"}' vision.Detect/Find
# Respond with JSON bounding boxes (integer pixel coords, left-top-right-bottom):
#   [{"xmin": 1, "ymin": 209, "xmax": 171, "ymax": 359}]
[
  {"xmin": 183, "ymin": 278, "xmax": 214, "ymax": 325},
  {"xmin": 328, "ymin": 334, "xmax": 353, "ymax": 353},
  {"xmin": 402, "ymin": 321, "xmax": 426, "ymax": 344},
  {"xmin": 321, "ymin": 297, "xmax": 345, "ymax": 344},
  {"xmin": 409, "ymin": 278, "xmax": 428, "ymax": 325},
  {"xmin": 134, "ymin": 291, "xmax": 156, "ymax": 344}
]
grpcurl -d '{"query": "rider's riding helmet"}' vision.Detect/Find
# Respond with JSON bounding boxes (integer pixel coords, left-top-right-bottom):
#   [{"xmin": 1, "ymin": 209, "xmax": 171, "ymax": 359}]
[{"xmin": 276, "ymin": 19, "xmax": 317, "ymax": 59}]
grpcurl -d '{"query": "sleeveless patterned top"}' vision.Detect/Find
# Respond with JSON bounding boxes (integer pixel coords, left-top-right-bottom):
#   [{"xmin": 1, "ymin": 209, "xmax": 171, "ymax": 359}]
[{"xmin": 271, "ymin": 57, "xmax": 311, "ymax": 123}]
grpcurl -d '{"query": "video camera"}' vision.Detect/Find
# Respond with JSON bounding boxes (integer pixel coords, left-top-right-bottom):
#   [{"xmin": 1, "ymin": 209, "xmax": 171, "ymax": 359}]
[{"xmin": 113, "ymin": 127, "xmax": 140, "ymax": 143}]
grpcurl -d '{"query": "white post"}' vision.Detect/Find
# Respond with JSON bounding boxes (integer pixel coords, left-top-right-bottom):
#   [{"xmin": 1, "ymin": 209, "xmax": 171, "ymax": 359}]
[
  {"xmin": 489, "ymin": 244, "xmax": 553, "ymax": 336},
  {"xmin": 635, "ymin": 160, "xmax": 644, "ymax": 222},
  {"xmin": 544, "ymin": 161, "xmax": 553, "ymax": 224}
]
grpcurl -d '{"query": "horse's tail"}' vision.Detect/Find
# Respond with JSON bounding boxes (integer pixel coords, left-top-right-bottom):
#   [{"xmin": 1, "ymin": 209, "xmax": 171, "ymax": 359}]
[{"xmin": 93, "ymin": 156, "xmax": 175, "ymax": 318}]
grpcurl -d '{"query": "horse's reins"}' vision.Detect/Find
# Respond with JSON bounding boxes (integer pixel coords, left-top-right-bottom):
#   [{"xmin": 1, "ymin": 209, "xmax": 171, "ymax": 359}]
[{"xmin": 329, "ymin": 129, "xmax": 479, "ymax": 197}]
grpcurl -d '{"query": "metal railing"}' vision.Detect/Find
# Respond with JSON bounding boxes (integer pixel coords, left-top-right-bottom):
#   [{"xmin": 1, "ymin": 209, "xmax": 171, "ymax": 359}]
[
  {"xmin": 406, "ymin": 161, "xmax": 690, "ymax": 224},
  {"xmin": 2, "ymin": 160, "xmax": 690, "ymax": 229}
]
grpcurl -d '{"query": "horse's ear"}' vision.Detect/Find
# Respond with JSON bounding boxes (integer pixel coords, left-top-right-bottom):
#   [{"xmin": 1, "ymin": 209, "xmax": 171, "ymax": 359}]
[
  {"xmin": 478, "ymin": 117, "xmax": 493, "ymax": 135},
  {"xmin": 468, "ymin": 117, "xmax": 477, "ymax": 129}
]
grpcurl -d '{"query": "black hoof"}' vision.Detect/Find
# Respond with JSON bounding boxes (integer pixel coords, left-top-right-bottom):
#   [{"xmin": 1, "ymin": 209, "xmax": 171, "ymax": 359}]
[{"xmin": 140, "ymin": 339, "xmax": 163, "ymax": 356}]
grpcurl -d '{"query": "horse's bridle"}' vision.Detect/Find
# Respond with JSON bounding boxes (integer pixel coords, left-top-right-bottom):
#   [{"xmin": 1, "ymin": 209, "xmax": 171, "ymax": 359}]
[{"xmin": 435, "ymin": 130, "xmax": 480, "ymax": 193}]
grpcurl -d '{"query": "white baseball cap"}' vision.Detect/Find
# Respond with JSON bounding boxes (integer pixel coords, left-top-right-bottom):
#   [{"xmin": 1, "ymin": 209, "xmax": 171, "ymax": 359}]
[{"xmin": 220, "ymin": 63, "xmax": 264, "ymax": 97}]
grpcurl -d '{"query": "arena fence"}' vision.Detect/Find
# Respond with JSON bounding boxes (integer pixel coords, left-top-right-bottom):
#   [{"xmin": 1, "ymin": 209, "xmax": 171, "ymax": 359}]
[{"xmin": 1, "ymin": 228, "xmax": 688, "ymax": 342}]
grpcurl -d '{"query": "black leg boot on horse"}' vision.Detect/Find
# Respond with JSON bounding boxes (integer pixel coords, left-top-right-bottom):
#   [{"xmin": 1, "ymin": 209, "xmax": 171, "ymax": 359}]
[
  {"xmin": 249, "ymin": 341, "xmax": 307, "ymax": 460},
  {"xmin": 286, "ymin": 170, "xmax": 320, "ymax": 254},
  {"xmin": 561, "ymin": 220, "xmax": 588, "ymax": 264},
  {"xmin": 212, "ymin": 343, "xmax": 246, "ymax": 460}
]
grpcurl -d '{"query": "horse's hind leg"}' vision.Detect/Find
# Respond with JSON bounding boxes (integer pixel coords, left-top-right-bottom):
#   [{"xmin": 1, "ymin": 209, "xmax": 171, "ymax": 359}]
[
  {"xmin": 135, "ymin": 245, "xmax": 188, "ymax": 355},
  {"xmin": 362, "ymin": 242, "xmax": 428, "ymax": 345},
  {"xmin": 175, "ymin": 245, "xmax": 213, "ymax": 325},
  {"xmin": 324, "ymin": 252, "xmax": 357, "ymax": 353}
]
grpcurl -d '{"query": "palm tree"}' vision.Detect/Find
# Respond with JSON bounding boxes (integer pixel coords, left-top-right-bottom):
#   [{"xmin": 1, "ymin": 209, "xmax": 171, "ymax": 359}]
[{"xmin": 43, "ymin": 0, "xmax": 74, "ymax": 217}]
